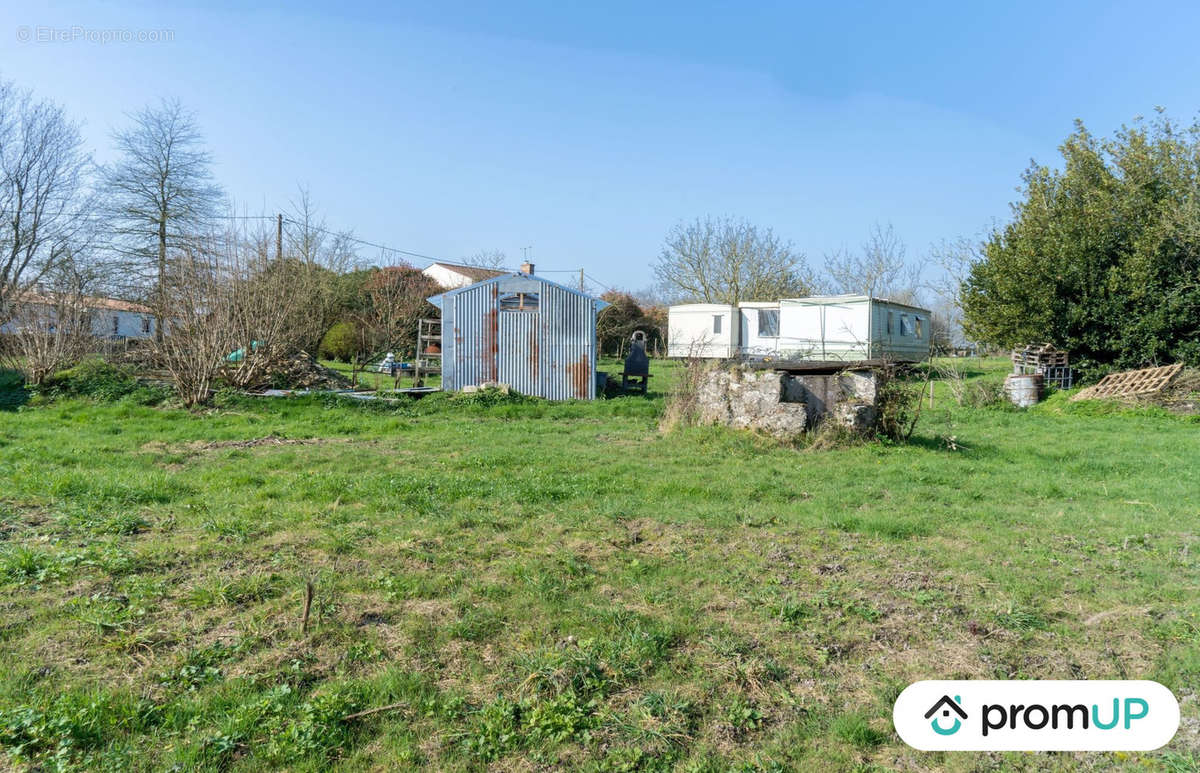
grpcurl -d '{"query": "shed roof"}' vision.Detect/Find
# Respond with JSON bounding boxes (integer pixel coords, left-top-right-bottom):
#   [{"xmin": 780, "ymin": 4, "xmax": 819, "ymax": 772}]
[{"xmin": 427, "ymin": 272, "xmax": 609, "ymax": 310}]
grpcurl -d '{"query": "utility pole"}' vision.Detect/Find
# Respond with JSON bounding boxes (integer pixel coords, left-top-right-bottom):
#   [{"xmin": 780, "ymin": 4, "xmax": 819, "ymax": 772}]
[{"xmin": 276, "ymin": 213, "xmax": 283, "ymax": 261}]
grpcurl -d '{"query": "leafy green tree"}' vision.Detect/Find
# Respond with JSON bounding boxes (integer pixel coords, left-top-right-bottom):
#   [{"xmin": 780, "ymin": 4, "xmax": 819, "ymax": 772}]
[
  {"xmin": 319, "ymin": 321, "xmax": 358, "ymax": 362},
  {"xmin": 962, "ymin": 112, "xmax": 1200, "ymax": 372}
]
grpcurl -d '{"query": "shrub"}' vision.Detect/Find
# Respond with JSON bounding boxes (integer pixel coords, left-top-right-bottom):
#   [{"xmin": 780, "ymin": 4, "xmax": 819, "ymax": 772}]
[
  {"xmin": 874, "ymin": 365, "xmax": 924, "ymax": 441},
  {"xmin": 0, "ymin": 368, "xmax": 24, "ymax": 391},
  {"xmin": 319, "ymin": 322, "xmax": 358, "ymax": 363},
  {"xmin": 0, "ymin": 368, "xmax": 28, "ymax": 410},
  {"xmin": 36, "ymin": 358, "xmax": 170, "ymax": 405},
  {"xmin": 41, "ymin": 359, "xmax": 138, "ymax": 400},
  {"xmin": 658, "ymin": 359, "xmax": 715, "ymax": 433}
]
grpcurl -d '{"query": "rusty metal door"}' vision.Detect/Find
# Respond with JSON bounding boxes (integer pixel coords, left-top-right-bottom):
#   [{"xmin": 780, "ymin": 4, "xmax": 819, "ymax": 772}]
[{"xmin": 498, "ymin": 310, "xmax": 540, "ymax": 394}]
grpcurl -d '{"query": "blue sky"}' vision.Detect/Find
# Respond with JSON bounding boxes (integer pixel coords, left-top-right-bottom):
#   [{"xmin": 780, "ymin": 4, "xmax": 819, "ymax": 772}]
[{"xmin": 4, "ymin": 0, "xmax": 1200, "ymax": 290}]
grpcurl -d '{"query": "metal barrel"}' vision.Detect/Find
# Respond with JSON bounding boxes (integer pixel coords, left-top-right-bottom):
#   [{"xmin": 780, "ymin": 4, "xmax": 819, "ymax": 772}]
[{"xmin": 1004, "ymin": 373, "xmax": 1043, "ymax": 407}]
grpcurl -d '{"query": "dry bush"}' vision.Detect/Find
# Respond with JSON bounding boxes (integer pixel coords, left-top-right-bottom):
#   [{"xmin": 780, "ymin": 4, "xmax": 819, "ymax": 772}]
[
  {"xmin": 221, "ymin": 226, "xmax": 329, "ymax": 390},
  {"xmin": 153, "ymin": 214, "xmax": 373, "ymax": 404},
  {"xmin": 658, "ymin": 355, "xmax": 716, "ymax": 433},
  {"xmin": 2, "ymin": 261, "xmax": 97, "ymax": 384},
  {"xmin": 960, "ymin": 379, "xmax": 1006, "ymax": 408},
  {"xmin": 932, "ymin": 359, "xmax": 1005, "ymax": 408},
  {"xmin": 155, "ymin": 241, "xmax": 232, "ymax": 407}
]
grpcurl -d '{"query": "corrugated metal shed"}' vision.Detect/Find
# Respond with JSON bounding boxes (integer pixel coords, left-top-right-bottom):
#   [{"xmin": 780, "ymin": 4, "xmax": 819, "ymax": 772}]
[{"xmin": 428, "ymin": 273, "xmax": 609, "ymax": 400}]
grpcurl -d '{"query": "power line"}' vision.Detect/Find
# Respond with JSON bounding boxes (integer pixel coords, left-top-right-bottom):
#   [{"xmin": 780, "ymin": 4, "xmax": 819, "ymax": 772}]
[
  {"xmin": 0, "ymin": 211, "xmax": 275, "ymax": 221},
  {"xmin": 280, "ymin": 216, "xmax": 451, "ymax": 267},
  {"xmin": 584, "ymin": 272, "xmax": 615, "ymax": 293},
  {"xmin": 2, "ymin": 206, "xmax": 616, "ymax": 284}
]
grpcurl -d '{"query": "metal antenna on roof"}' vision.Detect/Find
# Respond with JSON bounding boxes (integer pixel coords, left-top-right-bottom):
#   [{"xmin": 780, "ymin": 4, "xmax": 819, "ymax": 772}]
[{"xmin": 521, "ymin": 246, "xmax": 532, "ymax": 261}]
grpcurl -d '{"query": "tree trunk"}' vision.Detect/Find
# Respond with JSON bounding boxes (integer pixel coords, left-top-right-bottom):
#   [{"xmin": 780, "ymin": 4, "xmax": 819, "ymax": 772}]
[{"xmin": 156, "ymin": 216, "xmax": 167, "ymax": 344}]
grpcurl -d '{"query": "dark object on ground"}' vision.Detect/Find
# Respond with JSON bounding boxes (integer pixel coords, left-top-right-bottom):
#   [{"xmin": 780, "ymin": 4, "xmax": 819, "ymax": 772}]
[{"xmin": 621, "ymin": 330, "xmax": 651, "ymax": 394}]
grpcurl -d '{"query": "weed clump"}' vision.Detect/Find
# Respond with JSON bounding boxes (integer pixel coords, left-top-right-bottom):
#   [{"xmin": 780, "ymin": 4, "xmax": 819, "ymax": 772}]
[
  {"xmin": 874, "ymin": 365, "xmax": 925, "ymax": 441},
  {"xmin": 658, "ymin": 358, "xmax": 715, "ymax": 433},
  {"xmin": 38, "ymin": 358, "xmax": 171, "ymax": 405}
]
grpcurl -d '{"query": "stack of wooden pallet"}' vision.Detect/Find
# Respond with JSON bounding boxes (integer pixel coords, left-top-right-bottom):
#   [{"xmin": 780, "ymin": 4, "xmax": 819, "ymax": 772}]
[
  {"xmin": 1011, "ymin": 343, "xmax": 1073, "ymax": 389},
  {"xmin": 1011, "ymin": 343, "xmax": 1069, "ymax": 370},
  {"xmin": 1070, "ymin": 363, "xmax": 1183, "ymax": 402}
]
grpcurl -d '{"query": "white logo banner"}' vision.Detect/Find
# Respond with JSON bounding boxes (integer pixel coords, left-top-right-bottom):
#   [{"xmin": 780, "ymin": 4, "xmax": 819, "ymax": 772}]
[{"xmin": 894, "ymin": 680, "xmax": 1179, "ymax": 751}]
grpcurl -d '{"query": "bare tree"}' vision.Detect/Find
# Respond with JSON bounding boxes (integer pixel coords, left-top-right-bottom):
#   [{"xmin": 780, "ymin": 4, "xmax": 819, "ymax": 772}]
[
  {"xmin": 0, "ymin": 79, "xmax": 93, "ymax": 329},
  {"xmin": 823, "ymin": 222, "xmax": 925, "ymax": 302},
  {"xmin": 284, "ymin": 187, "xmax": 358, "ymax": 351},
  {"xmin": 219, "ymin": 220, "xmax": 294, "ymax": 389},
  {"xmin": 463, "ymin": 249, "xmax": 508, "ymax": 270},
  {"xmin": 103, "ymin": 99, "xmax": 222, "ymax": 341},
  {"xmin": 286, "ymin": 186, "xmax": 357, "ymax": 272},
  {"xmin": 2, "ymin": 255, "xmax": 97, "ymax": 384},
  {"xmin": 927, "ymin": 233, "xmax": 988, "ymax": 348},
  {"xmin": 655, "ymin": 216, "xmax": 813, "ymax": 304}
]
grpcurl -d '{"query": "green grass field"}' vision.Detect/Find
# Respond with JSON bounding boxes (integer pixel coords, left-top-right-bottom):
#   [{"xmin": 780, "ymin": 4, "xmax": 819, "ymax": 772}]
[{"xmin": 0, "ymin": 358, "xmax": 1197, "ymax": 771}]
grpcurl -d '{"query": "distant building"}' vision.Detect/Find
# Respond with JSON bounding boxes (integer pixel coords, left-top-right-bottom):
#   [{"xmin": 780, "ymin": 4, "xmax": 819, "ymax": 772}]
[
  {"xmin": 421, "ymin": 261, "xmax": 507, "ymax": 290},
  {"xmin": 2, "ymin": 292, "xmax": 156, "ymax": 340},
  {"xmin": 667, "ymin": 294, "xmax": 932, "ymax": 362}
]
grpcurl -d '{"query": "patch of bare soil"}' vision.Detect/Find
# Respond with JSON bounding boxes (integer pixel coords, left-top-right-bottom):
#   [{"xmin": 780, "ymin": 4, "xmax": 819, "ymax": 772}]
[
  {"xmin": 141, "ymin": 435, "xmax": 356, "ymax": 454},
  {"xmin": 187, "ymin": 435, "xmax": 333, "ymax": 451}
]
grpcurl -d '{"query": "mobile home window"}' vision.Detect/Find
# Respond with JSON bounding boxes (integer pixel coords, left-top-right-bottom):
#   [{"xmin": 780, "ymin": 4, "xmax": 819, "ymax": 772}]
[
  {"xmin": 899, "ymin": 314, "xmax": 911, "ymax": 336},
  {"xmin": 914, "ymin": 316, "xmax": 923, "ymax": 339},
  {"xmin": 757, "ymin": 309, "xmax": 779, "ymax": 337},
  {"xmin": 111, "ymin": 315, "xmax": 119, "ymax": 336},
  {"xmin": 141, "ymin": 317, "xmax": 151, "ymax": 334},
  {"xmin": 886, "ymin": 311, "xmax": 894, "ymax": 335},
  {"xmin": 712, "ymin": 315, "xmax": 722, "ymax": 334}
]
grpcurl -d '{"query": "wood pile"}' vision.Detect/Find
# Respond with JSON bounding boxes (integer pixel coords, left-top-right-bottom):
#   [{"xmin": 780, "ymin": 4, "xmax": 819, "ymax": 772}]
[
  {"xmin": 1070, "ymin": 363, "xmax": 1183, "ymax": 402},
  {"xmin": 1011, "ymin": 343, "xmax": 1068, "ymax": 369}
]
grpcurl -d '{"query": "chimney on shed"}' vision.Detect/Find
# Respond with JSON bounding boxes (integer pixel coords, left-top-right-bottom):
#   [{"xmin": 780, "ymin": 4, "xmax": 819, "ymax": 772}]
[{"xmin": 520, "ymin": 261, "xmax": 535, "ymax": 275}]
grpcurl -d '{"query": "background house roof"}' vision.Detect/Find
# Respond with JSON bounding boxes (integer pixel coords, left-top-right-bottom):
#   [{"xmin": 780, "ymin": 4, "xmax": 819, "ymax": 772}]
[
  {"xmin": 424, "ymin": 262, "xmax": 507, "ymax": 282},
  {"xmin": 18, "ymin": 292, "xmax": 152, "ymax": 314}
]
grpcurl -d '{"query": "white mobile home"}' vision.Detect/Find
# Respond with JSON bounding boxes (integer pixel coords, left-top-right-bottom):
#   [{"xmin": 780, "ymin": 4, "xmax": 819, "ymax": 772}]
[{"xmin": 667, "ymin": 295, "xmax": 931, "ymax": 362}]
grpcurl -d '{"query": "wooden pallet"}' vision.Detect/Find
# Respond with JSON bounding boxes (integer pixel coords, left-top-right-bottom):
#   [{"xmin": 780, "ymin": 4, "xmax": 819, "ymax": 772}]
[
  {"xmin": 1070, "ymin": 363, "xmax": 1182, "ymax": 402},
  {"xmin": 1012, "ymin": 343, "xmax": 1069, "ymax": 368}
]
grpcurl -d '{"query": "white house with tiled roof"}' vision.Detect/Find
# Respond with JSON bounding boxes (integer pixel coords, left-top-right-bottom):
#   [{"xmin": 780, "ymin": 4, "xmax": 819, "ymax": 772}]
[
  {"xmin": 421, "ymin": 261, "xmax": 507, "ymax": 290},
  {"xmin": 2, "ymin": 292, "xmax": 157, "ymax": 340}
]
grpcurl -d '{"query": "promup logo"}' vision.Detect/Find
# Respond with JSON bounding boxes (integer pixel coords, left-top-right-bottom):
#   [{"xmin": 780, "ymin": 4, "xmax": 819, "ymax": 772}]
[
  {"xmin": 894, "ymin": 680, "xmax": 1179, "ymax": 751},
  {"xmin": 924, "ymin": 695, "xmax": 966, "ymax": 735}
]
